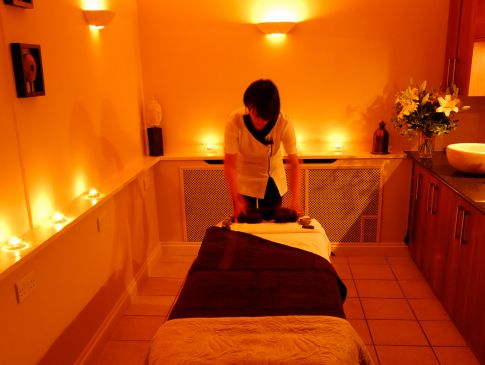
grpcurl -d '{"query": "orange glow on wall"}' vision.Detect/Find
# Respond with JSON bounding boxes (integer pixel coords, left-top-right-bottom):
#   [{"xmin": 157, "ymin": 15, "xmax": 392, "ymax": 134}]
[
  {"xmin": 82, "ymin": 0, "xmax": 107, "ymax": 10},
  {"xmin": 74, "ymin": 173, "xmax": 87, "ymax": 197},
  {"xmin": 251, "ymin": 1, "xmax": 307, "ymax": 23},
  {"xmin": 0, "ymin": 221, "xmax": 9, "ymax": 243},
  {"xmin": 31, "ymin": 193, "xmax": 54, "ymax": 225}
]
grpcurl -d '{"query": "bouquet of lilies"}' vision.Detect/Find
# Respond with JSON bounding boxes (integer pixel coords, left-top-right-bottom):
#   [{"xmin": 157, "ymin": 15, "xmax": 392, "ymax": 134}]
[{"xmin": 392, "ymin": 80, "xmax": 470, "ymax": 137}]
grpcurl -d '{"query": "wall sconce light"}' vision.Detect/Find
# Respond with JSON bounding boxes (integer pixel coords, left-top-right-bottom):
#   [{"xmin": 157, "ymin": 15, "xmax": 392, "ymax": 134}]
[
  {"xmin": 1, "ymin": 237, "xmax": 29, "ymax": 252},
  {"xmin": 83, "ymin": 10, "xmax": 116, "ymax": 29},
  {"xmin": 255, "ymin": 21, "xmax": 296, "ymax": 35}
]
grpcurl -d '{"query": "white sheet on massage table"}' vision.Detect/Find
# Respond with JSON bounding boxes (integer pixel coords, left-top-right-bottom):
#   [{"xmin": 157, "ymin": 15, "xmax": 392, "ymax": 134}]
[{"xmin": 222, "ymin": 218, "xmax": 331, "ymax": 260}]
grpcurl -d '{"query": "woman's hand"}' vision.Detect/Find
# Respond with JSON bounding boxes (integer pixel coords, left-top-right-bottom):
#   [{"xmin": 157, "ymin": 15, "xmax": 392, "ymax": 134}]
[{"xmin": 233, "ymin": 194, "xmax": 248, "ymax": 217}]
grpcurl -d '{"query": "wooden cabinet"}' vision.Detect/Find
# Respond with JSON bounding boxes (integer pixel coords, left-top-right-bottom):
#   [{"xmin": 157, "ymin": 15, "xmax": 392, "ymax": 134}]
[
  {"xmin": 408, "ymin": 162, "xmax": 485, "ymax": 363},
  {"xmin": 443, "ymin": 0, "xmax": 485, "ymax": 95},
  {"xmin": 408, "ymin": 164, "xmax": 453, "ymax": 295},
  {"xmin": 443, "ymin": 197, "xmax": 485, "ymax": 356}
]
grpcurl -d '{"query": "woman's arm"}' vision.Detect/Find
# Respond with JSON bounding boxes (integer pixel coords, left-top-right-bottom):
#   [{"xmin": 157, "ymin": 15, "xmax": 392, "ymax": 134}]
[
  {"xmin": 224, "ymin": 153, "xmax": 247, "ymax": 217},
  {"xmin": 286, "ymin": 153, "xmax": 301, "ymax": 214}
]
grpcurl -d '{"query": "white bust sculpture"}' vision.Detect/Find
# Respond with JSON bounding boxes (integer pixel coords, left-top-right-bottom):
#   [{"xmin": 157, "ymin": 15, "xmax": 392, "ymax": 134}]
[{"xmin": 146, "ymin": 97, "xmax": 162, "ymax": 127}]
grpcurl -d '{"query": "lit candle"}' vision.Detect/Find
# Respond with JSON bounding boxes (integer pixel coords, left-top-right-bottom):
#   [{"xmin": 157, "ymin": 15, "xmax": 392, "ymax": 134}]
[
  {"xmin": 51, "ymin": 212, "xmax": 67, "ymax": 225},
  {"xmin": 86, "ymin": 188, "xmax": 102, "ymax": 199}
]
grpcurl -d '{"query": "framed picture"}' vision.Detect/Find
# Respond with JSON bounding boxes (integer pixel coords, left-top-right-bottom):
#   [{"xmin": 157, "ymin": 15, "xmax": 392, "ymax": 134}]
[
  {"xmin": 10, "ymin": 43, "xmax": 45, "ymax": 98},
  {"xmin": 3, "ymin": 0, "xmax": 33, "ymax": 8}
]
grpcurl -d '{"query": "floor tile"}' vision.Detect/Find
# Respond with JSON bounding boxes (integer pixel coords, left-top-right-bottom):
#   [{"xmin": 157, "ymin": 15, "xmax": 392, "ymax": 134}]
[
  {"xmin": 433, "ymin": 346, "xmax": 480, "ymax": 365},
  {"xmin": 347, "ymin": 319, "xmax": 372, "ymax": 344},
  {"xmin": 355, "ymin": 279, "xmax": 404, "ymax": 298},
  {"xmin": 348, "ymin": 256, "xmax": 388, "ymax": 264},
  {"xmin": 109, "ymin": 315, "xmax": 164, "ymax": 341},
  {"xmin": 343, "ymin": 297, "xmax": 364, "ymax": 319},
  {"xmin": 386, "ymin": 255, "xmax": 414, "ymax": 265},
  {"xmin": 368, "ymin": 320, "xmax": 428, "ymax": 345},
  {"xmin": 350, "ymin": 264, "xmax": 395, "ymax": 280},
  {"xmin": 333, "ymin": 262, "xmax": 352, "ymax": 279},
  {"xmin": 420, "ymin": 320, "xmax": 467, "ymax": 346},
  {"xmin": 124, "ymin": 295, "xmax": 176, "ymax": 317},
  {"xmin": 361, "ymin": 298, "xmax": 415, "ymax": 319},
  {"xmin": 329, "ymin": 255, "xmax": 348, "ymax": 264},
  {"xmin": 138, "ymin": 277, "xmax": 184, "ymax": 296},
  {"xmin": 342, "ymin": 278, "xmax": 357, "ymax": 297},
  {"xmin": 92, "ymin": 340, "xmax": 151, "ymax": 365},
  {"xmin": 390, "ymin": 264, "xmax": 423, "ymax": 280},
  {"xmin": 408, "ymin": 298, "xmax": 450, "ymax": 320},
  {"xmin": 399, "ymin": 280, "xmax": 436, "ymax": 298},
  {"xmin": 375, "ymin": 345, "xmax": 439, "ymax": 365},
  {"xmin": 365, "ymin": 344, "xmax": 379, "ymax": 365}
]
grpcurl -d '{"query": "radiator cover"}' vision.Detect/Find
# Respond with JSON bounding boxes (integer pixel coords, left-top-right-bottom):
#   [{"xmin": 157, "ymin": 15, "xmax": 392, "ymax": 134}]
[{"xmin": 181, "ymin": 166, "xmax": 381, "ymax": 242}]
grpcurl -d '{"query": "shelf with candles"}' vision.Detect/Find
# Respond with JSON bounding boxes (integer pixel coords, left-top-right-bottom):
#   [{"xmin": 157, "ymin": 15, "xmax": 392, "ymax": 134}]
[{"xmin": 0, "ymin": 156, "xmax": 160, "ymax": 280}]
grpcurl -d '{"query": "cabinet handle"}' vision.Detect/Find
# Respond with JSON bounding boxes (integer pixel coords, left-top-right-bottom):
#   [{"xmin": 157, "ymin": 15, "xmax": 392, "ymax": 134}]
[
  {"xmin": 451, "ymin": 58, "xmax": 457, "ymax": 87},
  {"xmin": 454, "ymin": 205, "xmax": 462, "ymax": 239},
  {"xmin": 415, "ymin": 173, "xmax": 421, "ymax": 201},
  {"xmin": 446, "ymin": 58, "xmax": 452, "ymax": 88},
  {"xmin": 431, "ymin": 185, "xmax": 439, "ymax": 215},
  {"xmin": 426, "ymin": 183, "xmax": 433, "ymax": 213},
  {"xmin": 459, "ymin": 210, "xmax": 469, "ymax": 245}
]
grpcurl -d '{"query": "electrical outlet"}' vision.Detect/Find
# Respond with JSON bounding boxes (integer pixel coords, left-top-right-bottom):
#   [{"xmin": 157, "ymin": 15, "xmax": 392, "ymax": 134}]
[{"xmin": 15, "ymin": 271, "xmax": 36, "ymax": 303}]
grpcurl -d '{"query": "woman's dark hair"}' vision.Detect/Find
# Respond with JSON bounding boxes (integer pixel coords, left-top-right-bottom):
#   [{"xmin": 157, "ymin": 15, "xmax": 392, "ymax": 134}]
[{"xmin": 243, "ymin": 79, "xmax": 280, "ymax": 121}]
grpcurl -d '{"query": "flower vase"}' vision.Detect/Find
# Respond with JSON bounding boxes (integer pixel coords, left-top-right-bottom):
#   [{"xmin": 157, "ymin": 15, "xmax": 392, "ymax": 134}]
[{"xmin": 418, "ymin": 132, "xmax": 434, "ymax": 159}]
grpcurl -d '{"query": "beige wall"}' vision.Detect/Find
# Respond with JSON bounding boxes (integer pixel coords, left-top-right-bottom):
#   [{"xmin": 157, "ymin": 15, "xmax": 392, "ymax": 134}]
[
  {"xmin": 0, "ymin": 1, "xmax": 154, "ymax": 364},
  {"xmin": 0, "ymin": 0, "xmax": 145, "ymax": 239},
  {"xmin": 137, "ymin": 0, "xmax": 473, "ymax": 156}
]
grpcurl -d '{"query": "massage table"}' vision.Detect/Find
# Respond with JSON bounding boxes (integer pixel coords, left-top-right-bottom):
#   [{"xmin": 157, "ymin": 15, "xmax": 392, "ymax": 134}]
[{"xmin": 148, "ymin": 219, "xmax": 373, "ymax": 364}]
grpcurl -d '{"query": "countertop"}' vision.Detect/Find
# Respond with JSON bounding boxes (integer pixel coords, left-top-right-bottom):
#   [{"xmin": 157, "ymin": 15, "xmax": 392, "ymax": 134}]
[{"xmin": 406, "ymin": 151, "xmax": 485, "ymax": 214}]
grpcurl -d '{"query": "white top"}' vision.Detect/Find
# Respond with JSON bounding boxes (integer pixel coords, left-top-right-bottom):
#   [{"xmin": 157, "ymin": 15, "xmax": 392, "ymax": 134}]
[{"xmin": 224, "ymin": 108, "xmax": 297, "ymax": 198}]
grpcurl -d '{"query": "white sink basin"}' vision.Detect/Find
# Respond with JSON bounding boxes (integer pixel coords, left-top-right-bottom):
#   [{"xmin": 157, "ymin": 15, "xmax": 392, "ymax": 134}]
[{"xmin": 446, "ymin": 143, "xmax": 485, "ymax": 174}]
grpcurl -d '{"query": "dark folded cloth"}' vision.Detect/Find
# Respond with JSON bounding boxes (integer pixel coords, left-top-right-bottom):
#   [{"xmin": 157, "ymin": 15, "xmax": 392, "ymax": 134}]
[
  {"xmin": 168, "ymin": 227, "xmax": 347, "ymax": 321},
  {"xmin": 237, "ymin": 209, "xmax": 262, "ymax": 223},
  {"xmin": 274, "ymin": 207, "xmax": 298, "ymax": 223},
  {"xmin": 238, "ymin": 207, "xmax": 298, "ymax": 223}
]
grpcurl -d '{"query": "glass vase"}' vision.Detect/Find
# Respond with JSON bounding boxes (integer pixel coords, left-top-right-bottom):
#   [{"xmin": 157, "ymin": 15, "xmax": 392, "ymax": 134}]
[{"xmin": 418, "ymin": 132, "xmax": 434, "ymax": 159}]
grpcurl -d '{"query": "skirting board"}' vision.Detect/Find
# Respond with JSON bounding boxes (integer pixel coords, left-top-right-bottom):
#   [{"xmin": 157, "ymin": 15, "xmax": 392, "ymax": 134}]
[{"xmin": 74, "ymin": 244, "xmax": 162, "ymax": 365}]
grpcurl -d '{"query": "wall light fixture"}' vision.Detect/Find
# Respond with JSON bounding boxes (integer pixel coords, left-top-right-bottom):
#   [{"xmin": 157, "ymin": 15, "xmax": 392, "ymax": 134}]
[
  {"xmin": 83, "ymin": 10, "xmax": 116, "ymax": 29},
  {"xmin": 255, "ymin": 21, "xmax": 296, "ymax": 35}
]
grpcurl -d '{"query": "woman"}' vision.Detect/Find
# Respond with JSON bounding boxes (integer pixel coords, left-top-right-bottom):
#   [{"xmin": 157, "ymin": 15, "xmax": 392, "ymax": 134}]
[{"xmin": 224, "ymin": 79, "xmax": 301, "ymax": 220}]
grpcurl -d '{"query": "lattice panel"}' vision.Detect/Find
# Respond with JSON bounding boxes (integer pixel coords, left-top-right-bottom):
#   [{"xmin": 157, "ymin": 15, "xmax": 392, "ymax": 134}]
[
  {"xmin": 182, "ymin": 169, "xmax": 233, "ymax": 241},
  {"xmin": 281, "ymin": 168, "xmax": 305, "ymax": 211},
  {"xmin": 307, "ymin": 168, "xmax": 380, "ymax": 242}
]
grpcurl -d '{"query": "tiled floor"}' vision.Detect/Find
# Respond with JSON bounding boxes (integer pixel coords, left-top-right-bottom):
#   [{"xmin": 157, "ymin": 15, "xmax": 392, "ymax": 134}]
[{"xmin": 90, "ymin": 251, "xmax": 480, "ymax": 365}]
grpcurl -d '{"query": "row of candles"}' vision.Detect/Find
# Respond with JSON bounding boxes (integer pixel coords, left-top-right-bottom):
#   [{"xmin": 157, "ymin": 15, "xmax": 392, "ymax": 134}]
[{"xmin": 1, "ymin": 188, "xmax": 103, "ymax": 253}]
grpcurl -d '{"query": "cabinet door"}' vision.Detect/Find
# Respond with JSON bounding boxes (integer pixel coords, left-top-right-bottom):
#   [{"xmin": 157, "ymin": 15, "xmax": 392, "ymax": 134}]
[
  {"xmin": 408, "ymin": 164, "xmax": 428, "ymax": 268},
  {"xmin": 451, "ymin": 199, "xmax": 485, "ymax": 358},
  {"xmin": 408, "ymin": 164, "xmax": 452, "ymax": 288},
  {"xmin": 407, "ymin": 163, "xmax": 422, "ymax": 259},
  {"xmin": 424, "ymin": 178, "xmax": 453, "ymax": 296},
  {"xmin": 443, "ymin": 0, "xmax": 482, "ymax": 95}
]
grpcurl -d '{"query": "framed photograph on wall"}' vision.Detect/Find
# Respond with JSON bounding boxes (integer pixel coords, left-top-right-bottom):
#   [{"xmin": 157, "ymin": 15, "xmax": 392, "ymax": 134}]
[
  {"xmin": 3, "ymin": 0, "xmax": 33, "ymax": 8},
  {"xmin": 10, "ymin": 43, "xmax": 45, "ymax": 98}
]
